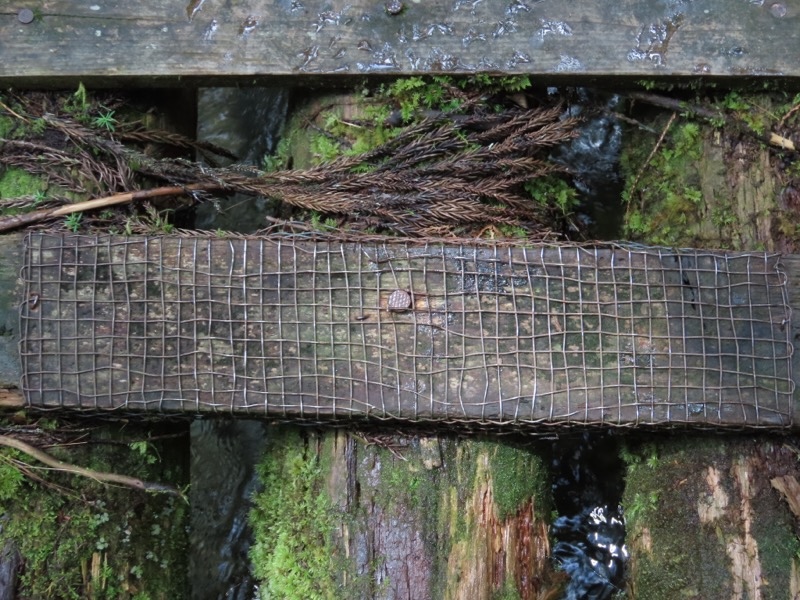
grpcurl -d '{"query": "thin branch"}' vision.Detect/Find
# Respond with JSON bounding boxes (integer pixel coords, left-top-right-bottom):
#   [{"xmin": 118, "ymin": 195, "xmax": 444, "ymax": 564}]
[
  {"xmin": 629, "ymin": 92, "xmax": 797, "ymax": 152},
  {"xmin": 0, "ymin": 184, "xmax": 216, "ymax": 234},
  {"xmin": 626, "ymin": 111, "xmax": 677, "ymax": 219},
  {"xmin": 0, "ymin": 435, "xmax": 182, "ymax": 497}
]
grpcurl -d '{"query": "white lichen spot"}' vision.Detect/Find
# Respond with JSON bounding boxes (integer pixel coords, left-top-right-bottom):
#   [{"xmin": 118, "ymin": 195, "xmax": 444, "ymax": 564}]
[
  {"xmin": 90, "ymin": 4, "xmax": 101, "ymax": 10},
  {"xmin": 554, "ymin": 55, "xmax": 583, "ymax": 72},
  {"xmin": 538, "ymin": 19, "xmax": 573, "ymax": 40},
  {"xmin": 95, "ymin": 29, "xmax": 102, "ymax": 37},
  {"xmin": 697, "ymin": 466, "xmax": 729, "ymax": 523}
]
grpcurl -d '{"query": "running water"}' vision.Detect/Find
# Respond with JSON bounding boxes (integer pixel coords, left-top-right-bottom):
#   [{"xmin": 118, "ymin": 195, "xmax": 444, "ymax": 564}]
[
  {"xmin": 189, "ymin": 87, "xmax": 288, "ymax": 600},
  {"xmin": 551, "ymin": 433, "xmax": 628, "ymax": 599},
  {"xmin": 551, "ymin": 91, "xmax": 625, "ymax": 239},
  {"xmin": 189, "ymin": 420, "xmax": 267, "ymax": 600},
  {"xmin": 193, "ymin": 87, "xmax": 289, "ymax": 233}
]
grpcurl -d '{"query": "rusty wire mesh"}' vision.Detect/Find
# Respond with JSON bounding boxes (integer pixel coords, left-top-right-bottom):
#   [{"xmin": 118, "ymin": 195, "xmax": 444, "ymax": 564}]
[{"xmin": 18, "ymin": 233, "xmax": 795, "ymax": 428}]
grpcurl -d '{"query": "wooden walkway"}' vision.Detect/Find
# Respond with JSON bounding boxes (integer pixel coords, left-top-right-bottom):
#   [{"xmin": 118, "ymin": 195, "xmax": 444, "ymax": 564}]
[
  {"xmin": 4, "ymin": 233, "xmax": 797, "ymax": 429},
  {"xmin": 1, "ymin": 0, "xmax": 798, "ymax": 86}
]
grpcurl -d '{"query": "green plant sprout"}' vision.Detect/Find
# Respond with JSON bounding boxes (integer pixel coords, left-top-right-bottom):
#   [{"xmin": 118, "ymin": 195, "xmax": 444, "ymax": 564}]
[
  {"xmin": 64, "ymin": 212, "xmax": 82, "ymax": 232},
  {"xmin": 93, "ymin": 109, "xmax": 117, "ymax": 132}
]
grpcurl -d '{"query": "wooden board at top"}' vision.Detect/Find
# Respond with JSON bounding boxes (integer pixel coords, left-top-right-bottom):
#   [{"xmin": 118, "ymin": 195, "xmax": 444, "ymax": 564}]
[{"xmin": 1, "ymin": 0, "xmax": 798, "ymax": 86}]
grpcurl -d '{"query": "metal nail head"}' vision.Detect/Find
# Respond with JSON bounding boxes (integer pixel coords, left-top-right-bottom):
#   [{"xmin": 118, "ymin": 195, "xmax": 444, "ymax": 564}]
[
  {"xmin": 385, "ymin": 0, "xmax": 404, "ymax": 16},
  {"xmin": 387, "ymin": 289, "xmax": 412, "ymax": 311},
  {"xmin": 18, "ymin": 8, "xmax": 35, "ymax": 24}
]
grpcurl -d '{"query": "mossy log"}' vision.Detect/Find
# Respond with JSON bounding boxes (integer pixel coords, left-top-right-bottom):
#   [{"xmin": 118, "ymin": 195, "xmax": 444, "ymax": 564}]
[
  {"xmin": 621, "ymin": 95, "xmax": 794, "ymax": 252},
  {"xmin": 622, "ymin": 436, "xmax": 800, "ymax": 599},
  {"xmin": 250, "ymin": 427, "xmax": 561, "ymax": 600}
]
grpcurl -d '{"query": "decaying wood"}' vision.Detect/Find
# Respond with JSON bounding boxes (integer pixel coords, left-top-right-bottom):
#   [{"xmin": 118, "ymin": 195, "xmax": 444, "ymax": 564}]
[
  {"xmin": 771, "ymin": 474, "xmax": 800, "ymax": 519},
  {"xmin": 630, "ymin": 92, "xmax": 797, "ymax": 152},
  {"xmin": 1, "ymin": 0, "xmax": 798, "ymax": 86},
  {"xmin": 623, "ymin": 437, "xmax": 800, "ymax": 598},
  {"xmin": 254, "ymin": 428, "xmax": 561, "ymax": 599}
]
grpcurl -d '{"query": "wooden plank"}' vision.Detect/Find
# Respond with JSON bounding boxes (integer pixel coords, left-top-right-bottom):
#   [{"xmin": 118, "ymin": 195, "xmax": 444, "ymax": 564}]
[
  {"xmin": 1, "ymin": 0, "xmax": 798, "ymax": 86},
  {"xmin": 16, "ymin": 233, "xmax": 795, "ymax": 429},
  {"xmin": 0, "ymin": 235, "xmax": 24, "ymax": 391},
  {"xmin": 780, "ymin": 254, "xmax": 800, "ymax": 424}
]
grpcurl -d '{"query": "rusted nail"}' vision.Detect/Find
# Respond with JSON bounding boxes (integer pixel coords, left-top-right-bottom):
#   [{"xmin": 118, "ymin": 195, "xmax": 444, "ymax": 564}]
[
  {"xmin": 18, "ymin": 8, "xmax": 35, "ymax": 24},
  {"xmin": 387, "ymin": 289, "xmax": 412, "ymax": 311},
  {"xmin": 384, "ymin": 0, "xmax": 404, "ymax": 15}
]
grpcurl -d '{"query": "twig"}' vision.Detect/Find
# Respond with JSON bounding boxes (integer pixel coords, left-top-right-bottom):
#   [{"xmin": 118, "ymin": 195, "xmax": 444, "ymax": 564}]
[
  {"xmin": 629, "ymin": 92, "xmax": 796, "ymax": 152},
  {"xmin": 0, "ymin": 434, "xmax": 182, "ymax": 496},
  {"xmin": 3, "ymin": 455, "xmax": 78, "ymax": 498},
  {"xmin": 0, "ymin": 184, "xmax": 216, "ymax": 234},
  {"xmin": 625, "ymin": 112, "xmax": 677, "ymax": 219},
  {"xmin": 0, "ymin": 99, "xmax": 29, "ymax": 123},
  {"xmin": 778, "ymin": 100, "xmax": 800, "ymax": 130}
]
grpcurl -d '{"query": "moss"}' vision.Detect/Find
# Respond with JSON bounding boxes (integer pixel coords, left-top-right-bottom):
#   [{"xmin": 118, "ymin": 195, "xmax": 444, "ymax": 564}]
[
  {"xmin": 0, "ymin": 166, "xmax": 45, "ymax": 199},
  {"xmin": 491, "ymin": 577, "xmax": 522, "ymax": 600},
  {"xmin": 249, "ymin": 428, "xmax": 340, "ymax": 599},
  {"xmin": 482, "ymin": 439, "xmax": 550, "ymax": 521},
  {"xmin": 621, "ymin": 120, "xmax": 706, "ymax": 246},
  {"xmin": 0, "ymin": 115, "xmax": 14, "ymax": 139},
  {"xmin": 749, "ymin": 487, "xmax": 800, "ymax": 597},
  {"xmin": 0, "ymin": 420, "xmax": 189, "ymax": 599},
  {"xmin": 622, "ymin": 438, "xmax": 732, "ymax": 599}
]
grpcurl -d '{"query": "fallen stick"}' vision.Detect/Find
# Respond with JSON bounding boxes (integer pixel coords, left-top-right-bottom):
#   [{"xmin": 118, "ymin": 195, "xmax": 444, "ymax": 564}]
[
  {"xmin": 629, "ymin": 92, "xmax": 796, "ymax": 151},
  {"xmin": 0, "ymin": 434, "xmax": 182, "ymax": 496},
  {"xmin": 0, "ymin": 184, "xmax": 216, "ymax": 234}
]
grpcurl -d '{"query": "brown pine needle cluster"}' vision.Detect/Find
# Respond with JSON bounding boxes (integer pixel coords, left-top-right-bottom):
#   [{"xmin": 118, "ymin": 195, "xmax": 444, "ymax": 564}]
[
  {"xmin": 225, "ymin": 106, "xmax": 580, "ymax": 236},
  {"xmin": 0, "ymin": 92, "xmax": 580, "ymax": 237}
]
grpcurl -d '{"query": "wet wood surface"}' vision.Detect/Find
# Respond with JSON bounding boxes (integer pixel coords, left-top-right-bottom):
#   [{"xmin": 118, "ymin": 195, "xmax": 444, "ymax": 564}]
[
  {"xmin": 0, "ymin": 0, "xmax": 798, "ymax": 86},
  {"xmin": 11, "ymin": 233, "xmax": 797, "ymax": 429}
]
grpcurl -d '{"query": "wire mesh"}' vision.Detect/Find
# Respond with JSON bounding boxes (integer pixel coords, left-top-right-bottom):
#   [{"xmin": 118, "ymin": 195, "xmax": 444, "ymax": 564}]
[{"xmin": 19, "ymin": 233, "xmax": 795, "ymax": 428}]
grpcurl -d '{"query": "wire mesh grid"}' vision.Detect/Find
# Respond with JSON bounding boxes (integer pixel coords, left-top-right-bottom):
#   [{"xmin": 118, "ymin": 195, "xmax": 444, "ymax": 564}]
[{"xmin": 18, "ymin": 233, "xmax": 795, "ymax": 428}]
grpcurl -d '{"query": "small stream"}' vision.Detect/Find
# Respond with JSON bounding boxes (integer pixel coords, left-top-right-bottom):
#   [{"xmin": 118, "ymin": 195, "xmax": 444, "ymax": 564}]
[
  {"xmin": 188, "ymin": 86, "xmax": 627, "ymax": 599},
  {"xmin": 190, "ymin": 420, "xmax": 266, "ymax": 600},
  {"xmin": 193, "ymin": 88, "xmax": 289, "ymax": 233},
  {"xmin": 551, "ymin": 434, "xmax": 627, "ymax": 599},
  {"xmin": 188, "ymin": 88, "xmax": 288, "ymax": 600}
]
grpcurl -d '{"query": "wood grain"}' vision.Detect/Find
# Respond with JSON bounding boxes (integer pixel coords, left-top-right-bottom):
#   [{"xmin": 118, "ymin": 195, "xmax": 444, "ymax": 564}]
[
  {"xmin": 0, "ymin": 0, "xmax": 797, "ymax": 86},
  {"xmin": 15, "ymin": 234, "xmax": 796, "ymax": 429}
]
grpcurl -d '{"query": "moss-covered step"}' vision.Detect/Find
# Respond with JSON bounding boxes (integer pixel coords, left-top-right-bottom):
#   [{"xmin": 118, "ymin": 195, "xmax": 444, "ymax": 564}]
[
  {"xmin": 622, "ymin": 436, "xmax": 800, "ymax": 599},
  {"xmin": 249, "ymin": 427, "xmax": 560, "ymax": 600}
]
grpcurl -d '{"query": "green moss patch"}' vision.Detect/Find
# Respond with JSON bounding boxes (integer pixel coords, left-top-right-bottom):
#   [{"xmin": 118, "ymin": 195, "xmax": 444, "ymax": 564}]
[
  {"xmin": 0, "ymin": 420, "xmax": 189, "ymax": 599},
  {"xmin": 249, "ymin": 428, "xmax": 340, "ymax": 600},
  {"xmin": 622, "ymin": 437, "xmax": 800, "ymax": 599}
]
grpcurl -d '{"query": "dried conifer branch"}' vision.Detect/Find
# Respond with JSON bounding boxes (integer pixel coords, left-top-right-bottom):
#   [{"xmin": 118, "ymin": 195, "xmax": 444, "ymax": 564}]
[
  {"xmin": 0, "ymin": 101, "xmax": 580, "ymax": 236},
  {"xmin": 119, "ymin": 128, "xmax": 239, "ymax": 161}
]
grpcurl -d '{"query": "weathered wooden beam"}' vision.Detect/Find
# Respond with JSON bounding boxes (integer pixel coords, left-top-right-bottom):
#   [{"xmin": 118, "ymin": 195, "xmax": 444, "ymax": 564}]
[
  {"xmin": 782, "ymin": 254, "xmax": 800, "ymax": 422},
  {"xmin": 0, "ymin": 235, "xmax": 23, "ymax": 395},
  {"xmin": 10, "ymin": 233, "xmax": 796, "ymax": 430},
  {"xmin": 1, "ymin": 0, "xmax": 798, "ymax": 86}
]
